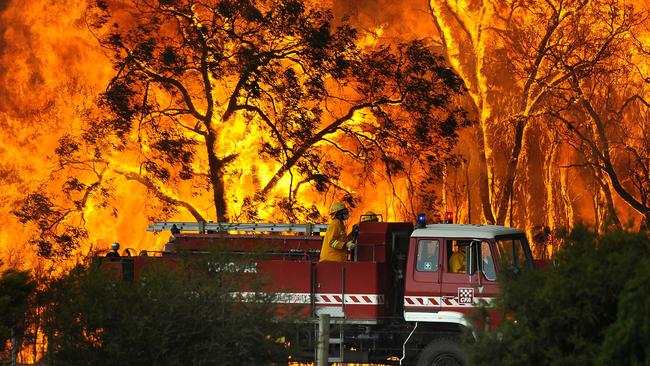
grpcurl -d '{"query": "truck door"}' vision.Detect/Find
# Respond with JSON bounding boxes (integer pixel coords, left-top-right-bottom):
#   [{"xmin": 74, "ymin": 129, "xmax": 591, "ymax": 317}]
[
  {"xmin": 440, "ymin": 239, "xmax": 499, "ymax": 315},
  {"xmin": 403, "ymin": 238, "xmax": 442, "ymax": 314}
]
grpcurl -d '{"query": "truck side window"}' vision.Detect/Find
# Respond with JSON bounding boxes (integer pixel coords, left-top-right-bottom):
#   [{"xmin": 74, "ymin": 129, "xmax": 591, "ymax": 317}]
[
  {"xmin": 496, "ymin": 237, "xmax": 532, "ymax": 270},
  {"xmin": 416, "ymin": 240, "xmax": 439, "ymax": 272},
  {"xmin": 481, "ymin": 241, "xmax": 496, "ymax": 281}
]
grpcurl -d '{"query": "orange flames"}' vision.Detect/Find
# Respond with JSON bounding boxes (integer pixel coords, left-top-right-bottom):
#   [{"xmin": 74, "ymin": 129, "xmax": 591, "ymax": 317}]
[
  {"xmin": 0, "ymin": 0, "xmax": 436, "ymax": 273},
  {"xmin": 0, "ymin": 0, "xmax": 648, "ymax": 271},
  {"xmin": 0, "ymin": 0, "xmax": 647, "ymax": 363}
]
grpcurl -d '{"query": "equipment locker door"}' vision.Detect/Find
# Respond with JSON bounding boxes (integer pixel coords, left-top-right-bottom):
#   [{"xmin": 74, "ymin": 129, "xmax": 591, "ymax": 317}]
[{"xmin": 315, "ymin": 262, "xmax": 346, "ymax": 317}]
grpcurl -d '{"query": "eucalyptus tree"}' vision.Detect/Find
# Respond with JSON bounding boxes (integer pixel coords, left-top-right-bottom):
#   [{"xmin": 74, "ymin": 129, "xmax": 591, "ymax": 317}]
[{"xmin": 14, "ymin": 0, "xmax": 468, "ymax": 259}]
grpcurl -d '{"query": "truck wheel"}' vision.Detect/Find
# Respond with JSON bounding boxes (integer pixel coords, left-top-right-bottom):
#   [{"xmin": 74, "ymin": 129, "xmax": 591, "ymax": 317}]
[{"xmin": 416, "ymin": 338, "xmax": 467, "ymax": 366}]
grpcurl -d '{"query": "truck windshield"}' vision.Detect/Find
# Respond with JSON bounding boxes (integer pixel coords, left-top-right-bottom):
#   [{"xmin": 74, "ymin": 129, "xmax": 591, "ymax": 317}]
[{"xmin": 495, "ymin": 235, "xmax": 533, "ymax": 271}]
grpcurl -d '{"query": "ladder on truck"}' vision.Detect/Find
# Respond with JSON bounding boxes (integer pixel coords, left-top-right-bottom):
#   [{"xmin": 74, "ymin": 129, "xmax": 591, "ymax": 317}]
[{"xmin": 147, "ymin": 222, "xmax": 329, "ymax": 235}]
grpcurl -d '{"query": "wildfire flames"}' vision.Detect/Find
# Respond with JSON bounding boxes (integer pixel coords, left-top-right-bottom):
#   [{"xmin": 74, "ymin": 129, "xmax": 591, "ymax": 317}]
[
  {"xmin": 0, "ymin": 0, "xmax": 648, "ymax": 269},
  {"xmin": 0, "ymin": 1, "xmax": 647, "ymax": 363}
]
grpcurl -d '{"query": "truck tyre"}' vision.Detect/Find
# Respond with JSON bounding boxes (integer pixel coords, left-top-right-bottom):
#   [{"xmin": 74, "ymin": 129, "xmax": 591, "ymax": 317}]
[{"xmin": 416, "ymin": 338, "xmax": 467, "ymax": 366}]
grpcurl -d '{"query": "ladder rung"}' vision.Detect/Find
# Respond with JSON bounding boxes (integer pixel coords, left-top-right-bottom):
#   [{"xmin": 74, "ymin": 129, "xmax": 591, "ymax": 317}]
[
  {"xmin": 328, "ymin": 357, "xmax": 343, "ymax": 362},
  {"xmin": 329, "ymin": 338, "xmax": 342, "ymax": 344}
]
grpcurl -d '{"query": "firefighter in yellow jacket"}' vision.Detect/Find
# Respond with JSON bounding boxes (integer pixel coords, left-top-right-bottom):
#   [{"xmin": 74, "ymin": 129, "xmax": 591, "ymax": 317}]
[
  {"xmin": 319, "ymin": 202, "xmax": 354, "ymax": 262},
  {"xmin": 449, "ymin": 244, "xmax": 467, "ymax": 273}
]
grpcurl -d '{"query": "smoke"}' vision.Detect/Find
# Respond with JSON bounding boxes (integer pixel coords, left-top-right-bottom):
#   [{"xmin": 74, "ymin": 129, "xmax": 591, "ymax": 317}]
[
  {"xmin": 0, "ymin": 0, "xmax": 10, "ymax": 12},
  {"xmin": 333, "ymin": 0, "xmax": 438, "ymax": 43}
]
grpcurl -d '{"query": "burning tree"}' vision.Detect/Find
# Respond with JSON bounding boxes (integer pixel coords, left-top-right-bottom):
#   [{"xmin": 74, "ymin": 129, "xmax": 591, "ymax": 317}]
[
  {"xmin": 549, "ymin": 27, "xmax": 650, "ymax": 230},
  {"xmin": 429, "ymin": 0, "xmax": 649, "ymax": 231},
  {"xmin": 13, "ymin": 0, "xmax": 467, "ymax": 259}
]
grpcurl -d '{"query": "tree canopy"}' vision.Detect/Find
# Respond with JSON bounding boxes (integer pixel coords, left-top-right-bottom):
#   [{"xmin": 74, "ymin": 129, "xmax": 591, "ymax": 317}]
[
  {"xmin": 14, "ymin": 0, "xmax": 467, "ymax": 260},
  {"xmin": 429, "ymin": 0, "xmax": 649, "ymax": 230}
]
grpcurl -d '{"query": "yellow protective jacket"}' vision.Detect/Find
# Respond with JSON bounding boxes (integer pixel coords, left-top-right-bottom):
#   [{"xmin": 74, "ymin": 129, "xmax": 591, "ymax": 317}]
[
  {"xmin": 319, "ymin": 218, "xmax": 348, "ymax": 262},
  {"xmin": 449, "ymin": 251, "xmax": 466, "ymax": 273}
]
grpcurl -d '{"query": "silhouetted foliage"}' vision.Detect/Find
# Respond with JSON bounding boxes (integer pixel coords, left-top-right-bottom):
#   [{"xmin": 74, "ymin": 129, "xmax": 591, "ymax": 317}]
[
  {"xmin": 81, "ymin": 0, "xmax": 466, "ymax": 221},
  {"xmin": 15, "ymin": 0, "xmax": 467, "ymax": 261},
  {"xmin": 467, "ymin": 227, "xmax": 650, "ymax": 366},
  {"xmin": 0, "ymin": 269, "xmax": 36, "ymax": 361},
  {"xmin": 43, "ymin": 255, "xmax": 294, "ymax": 365},
  {"xmin": 598, "ymin": 256, "xmax": 650, "ymax": 365},
  {"xmin": 12, "ymin": 193, "xmax": 89, "ymax": 259}
]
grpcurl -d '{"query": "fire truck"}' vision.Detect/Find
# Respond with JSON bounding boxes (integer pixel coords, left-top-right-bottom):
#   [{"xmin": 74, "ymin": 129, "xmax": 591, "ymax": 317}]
[{"xmin": 100, "ymin": 214, "xmax": 537, "ymax": 365}]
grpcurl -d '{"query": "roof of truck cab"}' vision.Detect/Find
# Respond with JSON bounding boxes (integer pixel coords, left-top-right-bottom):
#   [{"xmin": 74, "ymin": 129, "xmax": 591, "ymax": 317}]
[{"xmin": 410, "ymin": 224, "xmax": 524, "ymax": 239}]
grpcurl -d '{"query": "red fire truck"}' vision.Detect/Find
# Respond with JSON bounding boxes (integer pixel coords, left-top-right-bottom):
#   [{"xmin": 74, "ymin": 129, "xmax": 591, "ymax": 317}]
[{"xmin": 101, "ymin": 215, "xmax": 536, "ymax": 365}]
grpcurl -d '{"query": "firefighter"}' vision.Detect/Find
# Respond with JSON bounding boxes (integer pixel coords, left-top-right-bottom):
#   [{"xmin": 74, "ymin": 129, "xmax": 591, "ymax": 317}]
[
  {"xmin": 106, "ymin": 242, "xmax": 120, "ymax": 257},
  {"xmin": 346, "ymin": 211, "xmax": 379, "ymax": 244},
  {"xmin": 361, "ymin": 211, "xmax": 379, "ymax": 223},
  {"xmin": 319, "ymin": 202, "xmax": 353, "ymax": 262},
  {"xmin": 449, "ymin": 243, "xmax": 467, "ymax": 273}
]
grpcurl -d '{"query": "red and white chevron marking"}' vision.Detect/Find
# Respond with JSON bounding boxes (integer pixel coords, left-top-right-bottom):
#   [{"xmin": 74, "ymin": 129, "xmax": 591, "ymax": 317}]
[
  {"xmin": 316, "ymin": 293, "xmax": 384, "ymax": 305},
  {"xmin": 403, "ymin": 295, "xmax": 493, "ymax": 308},
  {"xmin": 233, "ymin": 292, "xmax": 384, "ymax": 305},
  {"xmin": 403, "ymin": 296, "xmax": 440, "ymax": 307}
]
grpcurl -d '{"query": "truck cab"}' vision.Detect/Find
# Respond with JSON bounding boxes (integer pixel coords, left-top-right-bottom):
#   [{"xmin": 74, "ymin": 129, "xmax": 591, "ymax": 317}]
[{"xmin": 403, "ymin": 224, "xmax": 533, "ymax": 327}]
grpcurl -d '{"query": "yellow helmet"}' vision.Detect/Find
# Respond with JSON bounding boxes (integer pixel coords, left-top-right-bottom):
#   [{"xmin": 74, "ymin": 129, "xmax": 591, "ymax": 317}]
[
  {"xmin": 329, "ymin": 201, "xmax": 347, "ymax": 215},
  {"xmin": 361, "ymin": 211, "xmax": 379, "ymax": 222}
]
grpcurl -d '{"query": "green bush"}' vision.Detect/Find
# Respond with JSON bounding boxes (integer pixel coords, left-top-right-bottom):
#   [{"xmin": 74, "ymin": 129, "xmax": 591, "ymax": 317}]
[
  {"xmin": 43, "ymin": 255, "xmax": 295, "ymax": 366},
  {"xmin": 0, "ymin": 269, "xmax": 36, "ymax": 359},
  {"xmin": 597, "ymin": 256, "xmax": 650, "ymax": 366},
  {"xmin": 467, "ymin": 227, "xmax": 650, "ymax": 366}
]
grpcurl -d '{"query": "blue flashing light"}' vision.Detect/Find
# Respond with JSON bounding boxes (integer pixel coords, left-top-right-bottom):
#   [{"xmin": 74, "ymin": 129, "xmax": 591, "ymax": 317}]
[{"xmin": 416, "ymin": 213, "xmax": 426, "ymax": 228}]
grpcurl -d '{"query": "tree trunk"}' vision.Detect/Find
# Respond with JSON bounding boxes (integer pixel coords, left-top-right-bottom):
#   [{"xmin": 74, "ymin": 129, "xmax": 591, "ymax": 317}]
[
  {"xmin": 11, "ymin": 328, "xmax": 16, "ymax": 366},
  {"xmin": 594, "ymin": 169, "xmax": 622, "ymax": 230},
  {"xmin": 476, "ymin": 123, "xmax": 495, "ymax": 224},
  {"xmin": 465, "ymin": 161, "xmax": 472, "ymax": 223},
  {"xmin": 442, "ymin": 164, "xmax": 448, "ymax": 212},
  {"xmin": 206, "ymin": 132, "xmax": 228, "ymax": 222},
  {"xmin": 495, "ymin": 118, "xmax": 527, "ymax": 225},
  {"xmin": 543, "ymin": 139, "xmax": 558, "ymax": 230},
  {"xmin": 578, "ymin": 93, "xmax": 649, "ymax": 225},
  {"xmin": 559, "ymin": 154, "xmax": 575, "ymax": 229}
]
